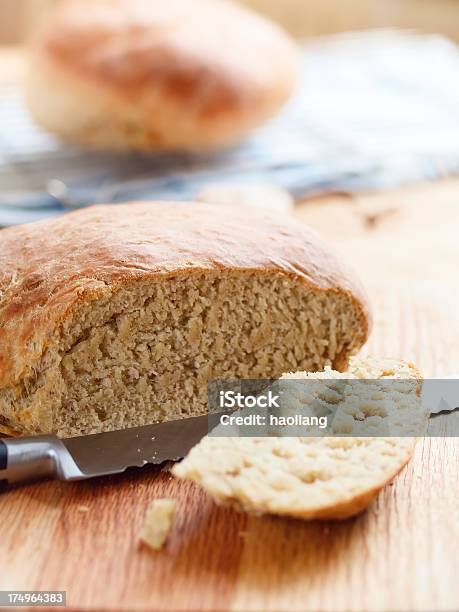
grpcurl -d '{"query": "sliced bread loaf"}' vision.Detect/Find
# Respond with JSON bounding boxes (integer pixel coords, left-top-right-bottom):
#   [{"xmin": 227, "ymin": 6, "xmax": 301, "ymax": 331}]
[
  {"xmin": 172, "ymin": 357, "xmax": 423, "ymax": 520},
  {"xmin": 0, "ymin": 202, "xmax": 369, "ymax": 437}
]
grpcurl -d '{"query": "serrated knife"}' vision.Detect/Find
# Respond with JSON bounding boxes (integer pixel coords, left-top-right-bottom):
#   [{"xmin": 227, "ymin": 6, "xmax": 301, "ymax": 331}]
[
  {"xmin": 1, "ymin": 377, "xmax": 459, "ymax": 490},
  {"xmin": 0, "ymin": 415, "xmax": 209, "ymax": 489}
]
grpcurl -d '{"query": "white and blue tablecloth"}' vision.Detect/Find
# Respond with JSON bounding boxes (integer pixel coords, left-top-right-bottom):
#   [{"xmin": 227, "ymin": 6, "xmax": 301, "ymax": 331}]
[{"xmin": 2, "ymin": 30, "xmax": 459, "ymax": 226}]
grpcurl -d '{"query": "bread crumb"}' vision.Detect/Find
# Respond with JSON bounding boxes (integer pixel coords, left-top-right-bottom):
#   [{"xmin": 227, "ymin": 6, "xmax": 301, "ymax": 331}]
[{"xmin": 140, "ymin": 499, "xmax": 176, "ymax": 551}]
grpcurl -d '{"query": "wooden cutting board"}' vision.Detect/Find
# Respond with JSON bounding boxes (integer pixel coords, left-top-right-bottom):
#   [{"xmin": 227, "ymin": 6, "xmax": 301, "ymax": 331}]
[{"xmin": 1, "ymin": 182, "xmax": 459, "ymax": 611}]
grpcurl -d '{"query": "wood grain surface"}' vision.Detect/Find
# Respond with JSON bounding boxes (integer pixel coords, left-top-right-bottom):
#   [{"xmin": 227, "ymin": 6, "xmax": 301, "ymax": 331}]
[{"xmin": 1, "ymin": 181, "xmax": 458, "ymax": 611}]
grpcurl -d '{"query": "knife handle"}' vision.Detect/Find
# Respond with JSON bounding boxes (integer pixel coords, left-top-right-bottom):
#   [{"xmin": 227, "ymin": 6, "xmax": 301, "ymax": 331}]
[
  {"xmin": 0, "ymin": 440, "xmax": 7, "ymax": 490},
  {"xmin": 0, "ymin": 436, "xmax": 75, "ymax": 489}
]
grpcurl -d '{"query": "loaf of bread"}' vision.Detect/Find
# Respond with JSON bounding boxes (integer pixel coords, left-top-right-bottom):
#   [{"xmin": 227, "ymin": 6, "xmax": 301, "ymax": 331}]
[
  {"xmin": 0, "ymin": 201, "xmax": 370, "ymax": 437},
  {"xmin": 172, "ymin": 357, "xmax": 423, "ymax": 520},
  {"xmin": 26, "ymin": 0, "xmax": 299, "ymax": 152}
]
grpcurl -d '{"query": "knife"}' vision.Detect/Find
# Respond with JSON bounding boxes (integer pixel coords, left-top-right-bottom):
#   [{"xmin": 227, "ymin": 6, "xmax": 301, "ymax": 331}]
[
  {"xmin": 2, "ymin": 377, "xmax": 459, "ymax": 489},
  {"xmin": 0, "ymin": 415, "xmax": 209, "ymax": 489}
]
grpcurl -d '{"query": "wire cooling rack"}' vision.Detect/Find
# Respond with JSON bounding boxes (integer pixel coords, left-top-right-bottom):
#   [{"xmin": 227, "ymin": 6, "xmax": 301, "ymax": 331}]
[{"xmin": 2, "ymin": 30, "xmax": 459, "ymax": 226}]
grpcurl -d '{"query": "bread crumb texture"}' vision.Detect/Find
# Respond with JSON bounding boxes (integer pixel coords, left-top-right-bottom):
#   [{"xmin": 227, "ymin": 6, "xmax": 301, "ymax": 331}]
[
  {"xmin": 173, "ymin": 357, "xmax": 423, "ymax": 520},
  {"xmin": 140, "ymin": 499, "xmax": 176, "ymax": 551}
]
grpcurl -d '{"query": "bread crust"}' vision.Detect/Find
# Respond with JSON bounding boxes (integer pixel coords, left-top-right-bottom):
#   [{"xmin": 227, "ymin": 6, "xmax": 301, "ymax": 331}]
[
  {"xmin": 0, "ymin": 423, "xmax": 20, "ymax": 437},
  {"xmin": 301, "ymin": 447, "xmax": 414, "ymax": 520},
  {"xmin": 0, "ymin": 201, "xmax": 371, "ymax": 408},
  {"xmin": 26, "ymin": 0, "xmax": 300, "ymax": 151}
]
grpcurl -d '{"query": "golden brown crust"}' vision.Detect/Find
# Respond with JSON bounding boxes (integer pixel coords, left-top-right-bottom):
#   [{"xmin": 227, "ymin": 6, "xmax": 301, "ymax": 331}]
[
  {"xmin": 27, "ymin": 0, "xmax": 300, "ymax": 150},
  {"xmin": 0, "ymin": 423, "xmax": 20, "ymax": 438},
  {"xmin": 0, "ymin": 201, "xmax": 371, "ymax": 397},
  {"xmin": 290, "ymin": 446, "xmax": 414, "ymax": 520}
]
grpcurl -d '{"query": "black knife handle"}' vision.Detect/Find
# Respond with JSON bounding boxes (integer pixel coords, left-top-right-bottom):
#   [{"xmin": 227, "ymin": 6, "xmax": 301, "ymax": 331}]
[
  {"xmin": 0, "ymin": 440, "xmax": 7, "ymax": 469},
  {"xmin": 0, "ymin": 439, "xmax": 8, "ymax": 489}
]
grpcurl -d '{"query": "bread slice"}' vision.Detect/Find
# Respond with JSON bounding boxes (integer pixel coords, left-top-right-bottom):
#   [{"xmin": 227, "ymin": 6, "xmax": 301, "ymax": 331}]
[
  {"xmin": 0, "ymin": 201, "xmax": 369, "ymax": 437},
  {"xmin": 172, "ymin": 357, "xmax": 424, "ymax": 520},
  {"xmin": 281, "ymin": 356, "xmax": 426, "ymax": 437}
]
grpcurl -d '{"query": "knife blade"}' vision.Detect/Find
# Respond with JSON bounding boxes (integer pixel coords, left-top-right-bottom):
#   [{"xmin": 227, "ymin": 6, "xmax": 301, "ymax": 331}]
[
  {"xmin": 423, "ymin": 376, "xmax": 459, "ymax": 414},
  {"xmin": 2, "ymin": 375, "xmax": 459, "ymax": 490},
  {"xmin": 0, "ymin": 414, "xmax": 209, "ymax": 488}
]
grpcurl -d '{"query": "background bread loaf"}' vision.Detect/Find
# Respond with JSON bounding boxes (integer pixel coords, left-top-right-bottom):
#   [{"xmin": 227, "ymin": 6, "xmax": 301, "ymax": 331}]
[
  {"xmin": 0, "ymin": 201, "xmax": 370, "ymax": 437},
  {"xmin": 26, "ymin": 0, "xmax": 299, "ymax": 151}
]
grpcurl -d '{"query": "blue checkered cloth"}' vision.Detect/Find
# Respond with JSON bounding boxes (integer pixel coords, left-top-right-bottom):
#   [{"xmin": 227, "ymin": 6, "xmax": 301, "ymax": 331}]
[{"xmin": 2, "ymin": 30, "xmax": 459, "ymax": 226}]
